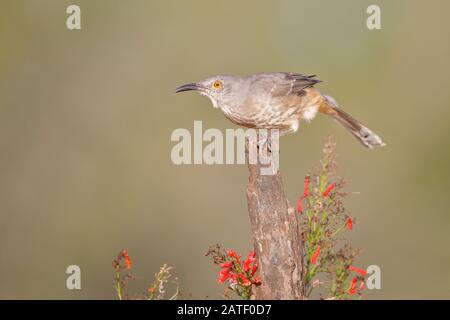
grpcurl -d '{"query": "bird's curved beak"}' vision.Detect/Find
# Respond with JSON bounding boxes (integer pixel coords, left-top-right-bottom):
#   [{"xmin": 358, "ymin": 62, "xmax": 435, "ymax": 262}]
[{"xmin": 175, "ymin": 83, "xmax": 203, "ymax": 93}]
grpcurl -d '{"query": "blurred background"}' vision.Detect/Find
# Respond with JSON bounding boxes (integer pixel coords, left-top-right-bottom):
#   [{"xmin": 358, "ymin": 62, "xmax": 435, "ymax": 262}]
[{"xmin": 0, "ymin": 0, "xmax": 449, "ymax": 299}]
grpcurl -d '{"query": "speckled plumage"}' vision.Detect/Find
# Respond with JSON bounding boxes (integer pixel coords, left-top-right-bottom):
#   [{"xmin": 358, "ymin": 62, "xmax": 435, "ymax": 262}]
[{"xmin": 176, "ymin": 72, "xmax": 385, "ymax": 148}]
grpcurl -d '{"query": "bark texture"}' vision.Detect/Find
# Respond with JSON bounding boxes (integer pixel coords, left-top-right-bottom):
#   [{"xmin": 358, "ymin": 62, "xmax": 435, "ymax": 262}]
[{"xmin": 245, "ymin": 142, "xmax": 304, "ymax": 299}]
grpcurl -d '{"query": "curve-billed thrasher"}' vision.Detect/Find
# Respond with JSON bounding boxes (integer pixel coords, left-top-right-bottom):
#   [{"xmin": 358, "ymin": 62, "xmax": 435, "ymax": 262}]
[{"xmin": 175, "ymin": 72, "xmax": 385, "ymax": 148}]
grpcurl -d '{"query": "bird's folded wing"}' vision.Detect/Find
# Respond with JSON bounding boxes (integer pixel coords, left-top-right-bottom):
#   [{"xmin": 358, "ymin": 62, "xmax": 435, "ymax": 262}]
[{"xmin": 270, "ymin": 72, "xmax": 322, "ymax": 97}]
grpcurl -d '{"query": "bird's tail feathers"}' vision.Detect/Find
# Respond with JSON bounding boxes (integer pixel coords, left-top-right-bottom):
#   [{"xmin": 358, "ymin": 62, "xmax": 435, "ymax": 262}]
[{"xmin": 320, "ymin": 95, "xmax": 386, "ymax": 149}]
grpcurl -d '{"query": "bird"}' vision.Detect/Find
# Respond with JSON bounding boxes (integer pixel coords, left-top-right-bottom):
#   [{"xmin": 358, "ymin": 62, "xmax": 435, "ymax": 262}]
[{"xmin": 175, "ymin": 72, "xmax": 385, "ymax": 148}]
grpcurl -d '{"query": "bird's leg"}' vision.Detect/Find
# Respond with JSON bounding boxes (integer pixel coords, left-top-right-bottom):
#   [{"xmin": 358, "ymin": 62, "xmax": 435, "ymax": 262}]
[
  {"xmin": 257, "ymin": 129, "xmax": 280, "ymax": 156},
  {"xmin": 256, "ymin": 129, "xmax": 280, "ymax": 175},
  {"xmin": 260, "ymin": 126, "xmax": 294, "ymax": 157},
  {"xmin": 246, "ymin": 131, "xmax": 271, "ymax": 166},
  {"xmin": 257, "ymin": 130, "xmax": 272, "ymax": 155}
]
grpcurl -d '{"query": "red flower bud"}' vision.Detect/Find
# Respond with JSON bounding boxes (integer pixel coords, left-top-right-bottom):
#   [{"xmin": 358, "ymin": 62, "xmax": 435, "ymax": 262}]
[
  {"xmin": 349, "ymin": 266, "xmax": 367, "ymax": 276},
  {"xmin": 243, "ymin": 251, "xmax": 256, "ymax": 272},
  {"xmin": 251, "ymin": 262, "xmax": 258, "ymax": 276},
  {"xmin": 227, "ymin": 250, "xmax": 240, "ymax": 264},
  {"xmin": 239, "ymin": 274, "xmax": 251, "ymax": 287},
  {"xmin": 122, "ymin": 250, "xmax": 132, "ymax": 269},
  {"xmin": 220, "ymin": 262, "xmax": 232, "ymax": 269},
  {"xmin": 243, "ymin": 259, "xmax": 251, "ymax": 273},
  {"xmin": 349, "ymin": 276, "xmax": 358, "ymax": 295},
  {"xmin": 229, "ymin": 273, "xmax": 238, "ymax": 285},
  {"xmin": 346, "ymin": 217, "xmax": 353, "ymax": 230},
  {"xmin": 226, "ymin": 250, "xmax": 236, "ymax": 257},
  {"xmin": 359, "ymin": 281, "xmax": 365, "ymax": 291},
  {"xmin": 310, "ymin": 245, "xmax": 321, "ymax": 264},
  {"xmin": 303, "ymin": 175, "xmax": 310, "ymax": 198},
  {"xmin": 323, "ymin": 182, "xmax": 336, "ymax": 198},
  {"xmin": 218, "ymin": 268, "xmax": 230, "ymax": 283},
  {"xmin": 296, "ymin": 198, "xmax": 302, "ymax": 214},
  {"xmin": 252, "ymin": 276, "xmax": 261, "ymax": 285},
  {"xmin": 246, "ymin": 251, "xmax": 255, "ymax": 263}
]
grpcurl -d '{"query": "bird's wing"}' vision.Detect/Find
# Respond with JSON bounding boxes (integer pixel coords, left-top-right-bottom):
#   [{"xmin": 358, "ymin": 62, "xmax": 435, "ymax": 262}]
[{"xmin": 269, "ymin": 72, "xmax": 322, "ymax": 97}]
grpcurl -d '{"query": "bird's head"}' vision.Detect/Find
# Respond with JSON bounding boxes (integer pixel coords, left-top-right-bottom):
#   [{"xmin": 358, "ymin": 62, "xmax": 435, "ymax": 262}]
[{"xmin": 175, "ymin": 75, "xmax": 240, "ymax": 109}]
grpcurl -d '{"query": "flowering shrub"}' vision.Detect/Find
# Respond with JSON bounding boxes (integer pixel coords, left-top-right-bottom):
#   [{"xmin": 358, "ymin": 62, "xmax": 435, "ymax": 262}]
[
  {"xmin": 112, "ymin": 249, "xmax": 179, "ymax": 300},
  {"xmin": 298, "ymin": 137, "xmax": 366, "ymax": 299},
  {"xmin": 205, "ymin": 244, "xmax": 261, "ymax": 300},
  {"xmin": 205, "ymin": 137, "xmax": 368, "ymax": 300},
  {"xmin": 113, "ymin": 138, "xmax": 368, "ymax": 300}
]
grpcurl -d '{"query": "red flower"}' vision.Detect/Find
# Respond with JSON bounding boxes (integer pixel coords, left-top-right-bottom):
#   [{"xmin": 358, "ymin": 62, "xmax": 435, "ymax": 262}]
[
  {"xmin": 296, "ymin": 198, "xmax": 302, "ymax": 214},
  {"xmin": 303, "ymin": 175, "xmax": 310, "ymax": 198},
  {"xmin": 243, "ymin": 259, "xmax": 251, "ymax": 272},
  {"xmin": 226, "ymin": 249, "xmax": 237, "ymax": 257},
  {"xmin": 122, "ymin": 250, "xmax": 132, "ymax": 269},
  {"xmin": 227, "ymin": 250, "xmax": 238, "ymax": 259},
  {"xmin": 239, "ymin": 274, "xmax": 251, "ymax": 287},
  {"xmin": 349, "ymin": 266, "xmax": 367, "ymax": 276},
  {"xmin": 310, "ymin": 245, "xmax": 321, "ymax": 264},
  {"xmin": 252, "ymin": 276, "xmax": 261, "ymax": 285},
  {"xmin": 229, "ymin": 273, "xmax": 238, "ymax": 285},
  {"xmin": 346, "ymin": 217, "xmax": 353, "ymax": 230},
  {"xmin": 359, "ymin": 281, "xmax": 365, "ymax": 291},
  {"xmin": 349, "ymin": 276, "xmax": 358, "ymax": 295},
  {"xmin": 218, "ymin": 268, "xmax": 230, "ymax": 283},
  {"xmin": 217, "ymin": 249, "xmax": 260, "ymax": 288},
  {"xmin": 247, "ymin": 251, "xmax": 256, "ymax": 262},
  {"xmin": 323, "ymin": 182, "xmax": 336, "ymax": 198},
  {"xmin": 251, "ymin": 262, "xmax": 258, "ymax": 276},
  {"xmin": 243, "ymin": 251, "xmax": 256, "ymax": 272},
  {"xmin": 227, "ymin": 250, "xmax": 240, "ymax": 265}
]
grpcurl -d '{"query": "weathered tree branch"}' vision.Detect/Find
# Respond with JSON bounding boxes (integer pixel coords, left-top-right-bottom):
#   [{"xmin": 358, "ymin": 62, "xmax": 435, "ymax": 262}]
[{"xmin": 245, "ymin": 139, "xmax": 304, "ymax": 299}]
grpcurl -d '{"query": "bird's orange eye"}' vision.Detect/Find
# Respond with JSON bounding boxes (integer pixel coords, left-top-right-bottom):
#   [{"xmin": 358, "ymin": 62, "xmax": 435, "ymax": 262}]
[{"xmin": 212, "ymin": 80, "xmax": 222, "ymax": 89}]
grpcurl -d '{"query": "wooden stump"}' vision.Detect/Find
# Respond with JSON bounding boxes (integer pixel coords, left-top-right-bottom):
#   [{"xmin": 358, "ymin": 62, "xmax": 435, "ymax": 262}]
[{"xmin": 245, "ymin": 138, "xmax": 304, "ymax": 299}]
